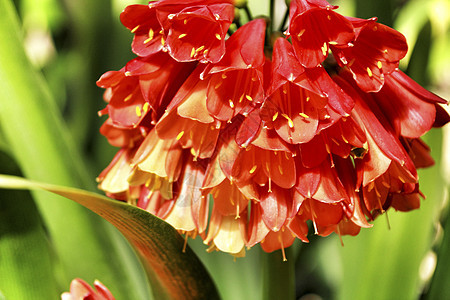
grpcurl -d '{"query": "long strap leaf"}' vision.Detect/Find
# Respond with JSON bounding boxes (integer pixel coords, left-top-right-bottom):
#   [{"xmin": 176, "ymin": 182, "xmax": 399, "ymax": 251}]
[{"xmin": 0, "ymin": 174, "xmax": 220, "ymax": 300}]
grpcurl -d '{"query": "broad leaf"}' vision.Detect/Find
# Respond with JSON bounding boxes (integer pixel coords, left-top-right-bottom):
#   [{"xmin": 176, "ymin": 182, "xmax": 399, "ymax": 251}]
[{"xmin": 0, "ymin": 174, "xmax": 220, "ymax": 300}]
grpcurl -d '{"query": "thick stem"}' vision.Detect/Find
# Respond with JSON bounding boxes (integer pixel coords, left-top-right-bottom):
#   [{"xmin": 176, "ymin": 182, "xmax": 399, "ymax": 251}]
[
  {"xmin": 262, "ymin": 247, "xmax": 296, "ymax": 300},
  {"xmin": 269, "ymin": 0, "xmax": 275, "ymax": 35}
]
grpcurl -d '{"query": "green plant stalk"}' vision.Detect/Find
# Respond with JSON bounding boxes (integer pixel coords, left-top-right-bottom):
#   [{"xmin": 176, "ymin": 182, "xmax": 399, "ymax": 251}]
[
  {"xmin": 263, "ymin": 247, "xmax": 295, "ymax": 300},
  {"xmin": 0, "ymin": 1, "xmax": 149, "ymax": 298}
]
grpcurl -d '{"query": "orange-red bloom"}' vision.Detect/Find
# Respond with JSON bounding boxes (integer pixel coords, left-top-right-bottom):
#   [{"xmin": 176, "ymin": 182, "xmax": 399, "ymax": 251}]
[{"xmin": 96, "ymin": 0, "xmax": 450, "ymax": 257}]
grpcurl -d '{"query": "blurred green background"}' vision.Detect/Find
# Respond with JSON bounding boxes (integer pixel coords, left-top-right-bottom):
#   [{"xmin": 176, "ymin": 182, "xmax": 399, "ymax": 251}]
[{"xmin": 0, "ymin": 0, "xmax": 449, "ymax": 299}]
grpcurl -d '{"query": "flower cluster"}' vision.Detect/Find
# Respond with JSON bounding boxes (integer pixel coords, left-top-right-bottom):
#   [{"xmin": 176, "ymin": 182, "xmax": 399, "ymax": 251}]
[{"xmin": 97, "ymin": 0, "xmax": 449, "ymax": 257}]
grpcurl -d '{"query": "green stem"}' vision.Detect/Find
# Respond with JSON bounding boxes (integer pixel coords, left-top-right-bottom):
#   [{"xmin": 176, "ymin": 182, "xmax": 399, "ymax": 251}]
[
  {"xmin": 269, "ymin": 0, "xmax": 275, "ymax": 35},
  {"xmin": 263, "ymin": 247, "xmax": 296, "ymax": 300}
]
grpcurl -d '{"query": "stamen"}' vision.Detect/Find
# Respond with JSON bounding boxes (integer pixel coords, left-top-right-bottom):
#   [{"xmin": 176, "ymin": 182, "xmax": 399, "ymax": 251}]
[
  {"xmin": 196, "ymin": 45, "xmax": 205, "ymax": 53},
  {"xmin": 299, "ymin": 112, "xmax": 309, "ymax": 118},
  {"xmin": 229, "ymin": 99, "xmax": 235, "ymax": 108},
  {"xmin": 135, "ymin": 106, "xmax": 142, "ymax": 117},
  {"xmin": 249, "ymin": 165, "xmax": 257, "ymax": 174},
  {"xmin": 377, "ymin": 61, "xmax": 382, "ymax": 69},
  {"xmin": 178, "ymin": 33, "xmax": 187, "ymax": 39},
  {"xmin": 272, "ymin": 112, "xmax": 279, "ymax": 121},
  {"xmin": 124, "ymin": 71, "xmax": 132, "ymax": 77},
  {"xmin": 245, "ymin": 95, "xmax": 253, "ymax": 101},
  {"xmin": 297, "ymin": 29, "xmax": 305, "ymax": 39},
  {"xmin": 176, "ymin": 131, "xmax": 185, "ymax": 140},
  {"xmin": 281, "ymin": 113, "xmax": 294, "ymax": 128},
  {"xmin": 124, "ymin": 94, "xmax": 132, "ymax": 102},
  {"xmin": 321, "ymin": 42, "xmax": 328, "ymax": 57},
  {"xmin": 142, "ymin": 102, "xmax": 150, "ymax": 113},
  {"xmin": 367, "ymin": 67, "xmax": 373, "ymax": 77},
  {"xmin": 190, "ymin": 47, "xmax": 196, "ymax": 58},
  {"xmin": 215, "ymin": 33, "xmax": 222, "ymax": 40},
  {"xmin": 131, "ymin": 25, "xmax": 140, "ymax": 33}
]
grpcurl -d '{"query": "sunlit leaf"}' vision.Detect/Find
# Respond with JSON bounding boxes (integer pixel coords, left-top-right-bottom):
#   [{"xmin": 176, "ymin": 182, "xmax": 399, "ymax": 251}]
[
  {"xmin": 0, "ymin": 174, "xmax": 220, "ymax": 300},
  {"xmin": 0, "ymin": 152, "xmax": 59, "ymax": 299}
]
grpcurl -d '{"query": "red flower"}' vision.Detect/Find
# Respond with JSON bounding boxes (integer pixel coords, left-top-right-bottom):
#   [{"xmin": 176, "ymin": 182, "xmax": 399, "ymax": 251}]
[
  {"xmin": 95, "ymin": 1, "xmax": 450, "ymax": 256},
  {"xmin": 331, "ymin": 17, "xmax": 408, "ymax": 92},
  {"xmin": 287, "ymin": 0, "xmax": 354, "ymax": 68},
  {"xmin": 121, "ymin": 0, "xmax": 235, "ymax": 63},
  {"xmin": 203, "ymin": 19, "xmax": 266, "ymax": 121},
  {"xmin": 61, "ymin": 279, "xmax": 115, "ymax": 300}
]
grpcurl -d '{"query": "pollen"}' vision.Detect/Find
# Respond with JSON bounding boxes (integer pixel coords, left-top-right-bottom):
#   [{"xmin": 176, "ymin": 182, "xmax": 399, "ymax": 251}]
[
  {"xmin": 299, "ymin": 112, "xmax": 309, "ymax": 119},
  {"xmin": 184, "ymin": 19, "xmax": 187, "ymax": 25},
  {"xmin": 367, "ymin": 67, "xmax": 373, "ymax": 77},
  {"xmin": 229, "ymin": 99, "xmax": 235, "ymax": 108},
  {"xmin": 373, "ymin": 25, "xmax": 378, "ymax": 31},
  {"xmin": 272, "ymin": 112, "xmax": 279, "ymax": 121},
  {"xmin": 142, "ymin": 102, "xmax": 150, "ymax": 113},
  {"xmin": 178, "ymin": 33, "xmax": 187, "ymax": 39},
  {"xmin": 321, "ymin": 42, "xmax": 328, "ymax": 57},
  {"xmin": 221, "ymin": 73, "xmax": 227, "ymax": 79},
  {"xmin": 215, "ymin": 33, "xmax": 222, "ymax": 40},
  {"xmin": 196, "ymin": 45, "xmax": 205, "ymax": 53},
  {"xmin": 297, "ymin": 29, "xmax": 306, "ymax": 39},
  {"xmin": 281, "ymin": 113, "xmax": 294, "ymax": 128},
  {"xmin": 329, "ymin": 41, "xmax": 338, "ymax": 45},
  {"xmin": 289, "ymin": 73, "xmax": 295, "ymax": 82},
  {"xmin": 135, "ymin": 106, "xmax": 142, "ymax": 117},
  {"xmin": 306, "ymin": 96, "xmax": 310, "ymax": 102},
  {"xmin": 377, "ymin": 61, "xmax": 382, "ymax": 69},
  {"xmin": 214, "ymin": 13, "xmax": 220, "ymax": 20},
  {"xmin": 190, "ymin": 47, "xmax": 196, "ymax": 58},
  {"xmin": 124, "ymin": 94, "xmax": 132, "ymax": 102},
  {"xmin": 327, "ymin": 15, "xmax": 332, "ymax": 20},
  {"xmin": 161, "ymin": 37, "xmax": 165, "ymax": 46},
  {"xmin": 176, "ymin": 131, "xmax": 185, "ymax": 140},
  {"xmin": 249, "ymin": 165, "xmax": 257, "ymax": 174},
  {"xmin": 148, "ymin": 28, "xmax": 154, "ymax": 40},
  {"xmin": 131, "ymin": 25, "xmax": 140, "ymax": 33},
  {"xmin": 245, "ymin": 95, "xmax": 253, "ymax": 101},
  {"xmin": 124, "ymin": 71, "xmax": 132, "ymax": 77}
]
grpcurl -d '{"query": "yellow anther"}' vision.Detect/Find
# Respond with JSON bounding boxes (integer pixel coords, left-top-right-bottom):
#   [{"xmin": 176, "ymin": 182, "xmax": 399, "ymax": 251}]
[
  {"xmin": 373, "ymin": 25, "xmax": 378, "ymax": 31},
  {"xmin": 196, "ymin": 45, "xmax": 205, "ymax": 53},
  {"xmin": 249, "ymin": 165, "xmax": 257, "ymax": 174},
  {"xmin": 245, "ymin": 95, "xmax": 253, "ymax": 101},
  {"xmin": 221, "ymin": 73, "xmax": 227, "ymax": 79},
  {"xmin": 272, "ymin": 112, "xmax": 279, "ymax": 121},
  {"xmin": 327, "ymin": 15, "xmax": 331, "ymax": 20},
  {"xmin": 281, "ymin": 113, "xmax": 294, "ymax": 128},
  {"xmin": 239, "ymin": 94, "xmax": 245, "ymax": 103},
  {"xmin": 367, "ymin": 67, "xmax": 373, "ymax": 77},
  {"xmin": 142, "ymin": 102, "xmax": 150, "ymax": 113},
  {"xmin": 124, "ymin": 94, "xmax": 132, "ymax": 102},
  {"xmin": 289, "ymin": 73, "xmax": 295, "ymax": 82},
  {"xmin": 190, "ymin": 47, "xmax": 196, "ymax": 58},
  {"xmin": 131, "ymin": 25, "xmax": 140, "ymax": 33},
  {"xmin": 215, "ymin": 33, "xmax": 222, "ymax": 40},
  {"xmin": 377, "ymin": 61, "xmax": 382, "ymax": 69},
  {"xmin": 297, "ymin": 29, "xmax": 306, "ymax": 39},
  {"xmin": 135, "ymin": 106, "xmax": 142, "ymax": 117},
  {"xmin": 144, "ymin": 37, "xmax": 152, "ymax": 44},
  {"xmin": 214, "ymin": 13, "xmax": 220, "ymax": 20},
  {"xmin": 329, "ymin": 41, "xmax": 338, "ymax": 45},
  {"xmin": 179, "ymin": 33, "xmax": 187, "ymax": 39},
  {"xmin": 299, "ymin": 112, "xmax": 310, "ymax": 118},
  {"xmin": 184, "ymin": 19, "xmax": 187, "ymax": 25},
  {"xmin": 125, "ymin": 71, "xmax": 132, "ymax": 76},
  {"xmin": 149, "ymin": 28, "xmax": 154, "ymax": 40},
  {"xmin": 321, "ymin": 42, "xmax": 328, "ymax": 57},
  {"xmin": 161, "ymin": 37, "xmax": 165, "ymax": 46},
  {"xmin": 229, "ymin": 99, "xmax": 235, "ymax": 108},
  {"xmin": 176, "ymin": 131, "xmax": 184, "ymax": 140},
  {"xmin": 306, "ymin": 96, "xmax": 310, "ymax": 102}
]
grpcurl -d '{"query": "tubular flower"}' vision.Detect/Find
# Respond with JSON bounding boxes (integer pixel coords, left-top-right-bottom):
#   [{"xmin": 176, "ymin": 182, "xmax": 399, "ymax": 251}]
[
  {"xmin": 97, "ymin": 0, "xmax": 450, "ymax": 257},
  {"xmin": 121, "ymin": 0, "xmax": 235, "ymax": 63},
  {"xmin": 61, "ymin": 278, "xmax": 115, "ymax": 300}
]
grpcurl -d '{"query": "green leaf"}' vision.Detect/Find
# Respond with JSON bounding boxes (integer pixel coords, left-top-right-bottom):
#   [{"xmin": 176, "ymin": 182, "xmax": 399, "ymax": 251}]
[
  {"xmin": 0, "ymin": 152, "xmax": 59, "ymax": 300},
  {"xmin": 0, "ymin": 174, "xmax": 220, "ymax": 300},
  {"xmin": 0, "ymin": 1, "xmax": 150, "ymax": 298}
]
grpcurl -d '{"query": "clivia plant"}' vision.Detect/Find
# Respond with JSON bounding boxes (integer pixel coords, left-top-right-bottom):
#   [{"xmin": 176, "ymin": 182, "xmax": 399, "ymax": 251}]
[{"xmin": 0, "ymin": 0, "xmax": 449, "ymax": 299}]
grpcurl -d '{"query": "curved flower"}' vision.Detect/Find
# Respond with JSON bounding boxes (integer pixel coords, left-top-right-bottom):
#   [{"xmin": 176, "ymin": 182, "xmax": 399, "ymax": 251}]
[
  {"xmin": 331, "ymin": 17, "xmax": 408, "ymax": 92},
  {"xmin": 61, "ymin": 278, "xmax": 115, "ymax": 300},
  {"xmin": 96, "ymin": 0, "xmax": 450, "ymax": 257},
  {"xmin": 287, "ymin": 0, "xmax": 354, "ymax": 68}
]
